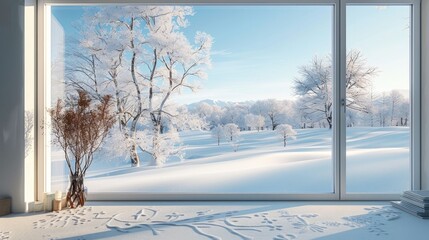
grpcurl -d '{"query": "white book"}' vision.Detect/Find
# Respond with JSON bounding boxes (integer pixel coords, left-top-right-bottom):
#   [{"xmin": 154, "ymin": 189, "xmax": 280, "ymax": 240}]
[
  {"xmin": 404, "ymin": 191, "xmax": 429, "ymax": 202},
  {"xmin": 391, "ymin": 201, "xmax": 429, "ymax": 219},
  {"xmin": 401, "ymin": 196, "xmax": 429, "ymax": 209}
]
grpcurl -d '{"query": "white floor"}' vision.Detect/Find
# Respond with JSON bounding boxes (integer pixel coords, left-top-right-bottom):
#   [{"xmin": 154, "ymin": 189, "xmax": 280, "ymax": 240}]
[{"xmin": 1, "ymin": 201, "xmax": 428, "ymax": 240}]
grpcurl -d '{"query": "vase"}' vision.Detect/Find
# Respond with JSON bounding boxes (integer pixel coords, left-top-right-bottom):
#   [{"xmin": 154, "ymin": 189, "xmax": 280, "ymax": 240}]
[{"xmin": 67, "ymin": 174, "xmax": 86, "ymax": 208}]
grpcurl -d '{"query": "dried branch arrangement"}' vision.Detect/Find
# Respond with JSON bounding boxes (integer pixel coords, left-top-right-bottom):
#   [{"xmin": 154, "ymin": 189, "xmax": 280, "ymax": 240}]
[{"xmin": 49, "ymin": 90, "xmax": 115, "ymax": 208}]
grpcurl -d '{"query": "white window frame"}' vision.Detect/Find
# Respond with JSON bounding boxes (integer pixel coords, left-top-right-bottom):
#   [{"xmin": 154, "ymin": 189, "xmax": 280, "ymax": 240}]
[
  {"xmin": 341, "ymin": 0, "xmax": 421, "ymax": 200},
  {"xmin": 34, "ymin": 0, "xmax": 421, "ymax": 201}
]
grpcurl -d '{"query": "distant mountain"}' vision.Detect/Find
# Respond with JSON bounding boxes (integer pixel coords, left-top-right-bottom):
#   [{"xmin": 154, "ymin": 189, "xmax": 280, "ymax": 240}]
[
  {"xmin": 186, "ymin": 99, "xmax": 255, "ymax": 110},
  {"xmin": 187, "ymin": 99, "xmax": 231, "ymax": 110}
]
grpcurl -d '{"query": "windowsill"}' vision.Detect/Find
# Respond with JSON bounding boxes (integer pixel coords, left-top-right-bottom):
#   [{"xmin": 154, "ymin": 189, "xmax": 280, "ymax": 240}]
[{"xmin": 1, "ymin": 201, "xmax": 428, "ymax": 239}]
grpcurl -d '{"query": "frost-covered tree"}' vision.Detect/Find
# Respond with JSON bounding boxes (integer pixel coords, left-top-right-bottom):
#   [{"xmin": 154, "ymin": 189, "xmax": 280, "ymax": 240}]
[
  {"xmin": 294, "ymin": 56, "xmax": 333, "ymax": 128},
  {"xmin": 376, "ymin": 92, "xmax": 390, "ymax": 127},
  {"xmin": 77, "ymin": 7, "xmax": 148, "ymax": 166},
  {"xmin": 148, "ymin": 20, "xmax": 212, "ymax": 165},
  {"xmin": 244, "ymin": 113, "xmax": 258, "ymax": 131},
  {"xmin": 221, "ymin": 104, "xmax": 248, "ymax": 129},
  {"xmin": 223, "ymin": 123, "xmax": 240, "ymax": 152},
  {"xmin": 193, "ymin": 102, "xmax": 224, "ymax": 128},
  {"xmin": 349, "ymin": 89, "xmax": 409, "ymax": 127},
  {"xmin": 250, "ymin": 100, "xmax": 265, "ymax": 116},
  {"xmin": 396, "ymin": 97, "xmax": 410, "ymax": 126},
  {"xmin": 211, "ymin": 125, "xmax": 224, "ymax": 146},
  {"xmin": 207, "ymin": 105, "xmax": 224, "ymax": 127},
  {"xmin": 264, "ymin": 99, "xmax": 283, "ymax": 130},
  {"xmin": 77, "ymin": 6, "xmax": 212, "ymax": 167},
  {"xmin": 345, "ymin": 50, "xmax": 377, "ymax": 112},
  {"xmin": 294, "ymin": 50, "xmax": 376, "ymax": 129},
  {"xmin": 64, "ymin": 45, "xmax": 104, "ymax": 101},
  {"xmin": 275, "ymin": 124, "xmax": 297, "ymax": 147},
  {"xmin": 371, "ymin": 90, "xmax": 409, "ymax": 127},
  {"xmin": 390, "ymin": 90, "xmax": 404, "ymax": 126},
  {"xmin": 251, "ymin": 99, "xmax": 286, "ymax": 130},
  {"xmin": 362, "ymin": 83, "xmax": 377, "ymax": 127},
  {"xmin": 255, "ymin": 115, "xmax": 265, "ymax": 131},
  {"xmin": 346, "ymin": 110, "xmax": 358, "ymax": 127},
  {"xmin": 136, "ymin": 128, "xmax": 182, "ymax": 166},
  {"xmin": 169, "ymin": 105, "xmax": 208, "ymax": 132}
]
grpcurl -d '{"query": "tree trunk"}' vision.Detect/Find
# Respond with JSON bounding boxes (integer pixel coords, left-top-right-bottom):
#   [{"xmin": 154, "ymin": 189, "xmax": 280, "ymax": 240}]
[
  {"xmin": 67, "ymin": 173, "xmax": 86, "ymax": 208},
  {"xmin": 283, "ymin": 136, "xmax": 286, "ymax": 147},
  {"xmin": 269, "ymin": 114, "xmax": 276, "ymax": 130},
  {"xmin": 129, "ymin": 18, "xmax": 143, "ymax": 167},
  {"xmin": 150, "ymin": 122, "xmax": 162, "ymax": 166},
  {"xmin": 130, "ymin": 143, "xmax": 140, "ymax": 167},
  {"xmin": 327, "ymin": 115, "xmax": 332, "ymax": 129}
]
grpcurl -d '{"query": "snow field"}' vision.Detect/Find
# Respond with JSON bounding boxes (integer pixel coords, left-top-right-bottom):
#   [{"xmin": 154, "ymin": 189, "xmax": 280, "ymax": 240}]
[{"xmin": 51, "ymin": 127, "xmax": 410, "ymax": 194}]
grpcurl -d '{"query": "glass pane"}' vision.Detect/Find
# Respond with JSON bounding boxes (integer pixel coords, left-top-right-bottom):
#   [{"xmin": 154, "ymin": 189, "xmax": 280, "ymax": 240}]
[
  {"xmin": 49, "ymin": 5, "xmax": 334, "ymax": 194},
  {"xmin": 346, "ymin": 5, "xmax": 411, "ymax": 193}
]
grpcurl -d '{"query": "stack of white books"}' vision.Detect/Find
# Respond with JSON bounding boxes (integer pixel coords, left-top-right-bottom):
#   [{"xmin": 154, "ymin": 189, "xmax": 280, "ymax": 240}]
[{"xmin": 391, "ymin": 190, "xmax": 429, "ymax": 219}]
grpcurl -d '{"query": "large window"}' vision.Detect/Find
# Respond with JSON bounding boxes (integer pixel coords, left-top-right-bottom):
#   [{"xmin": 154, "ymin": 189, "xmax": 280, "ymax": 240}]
[
  {"xmin": 49, "ymin": 5, "xmax": 335, "ymax": 195},
  {"xmin": 36, "ymin": 0, "xmax": 420, "ymax": 200}
]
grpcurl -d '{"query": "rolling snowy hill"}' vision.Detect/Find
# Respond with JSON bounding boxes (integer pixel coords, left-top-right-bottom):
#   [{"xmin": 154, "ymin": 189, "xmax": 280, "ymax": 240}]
[{"xmin": 51, "ymin": 127, "xmax": 410, "ymax": 194}]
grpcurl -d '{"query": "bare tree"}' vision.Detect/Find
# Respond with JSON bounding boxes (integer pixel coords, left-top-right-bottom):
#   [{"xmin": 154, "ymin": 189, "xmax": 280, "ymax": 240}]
[{"xmin": 49, "ymin": 91, "xmax": 115, "ymax": 208}]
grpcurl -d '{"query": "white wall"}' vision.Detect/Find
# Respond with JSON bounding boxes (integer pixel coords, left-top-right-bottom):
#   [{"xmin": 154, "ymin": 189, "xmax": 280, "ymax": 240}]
[
  {"xmin": 0, "ymin": 0, "xmax": 26, "ymax": 212},
  {"xmin": 422, "ymin": 0, "xmax": 429, "ymax": 190}
]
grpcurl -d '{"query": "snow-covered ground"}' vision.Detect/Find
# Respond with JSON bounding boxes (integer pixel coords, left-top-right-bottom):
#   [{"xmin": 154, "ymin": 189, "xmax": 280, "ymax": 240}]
[{"xmin": 51, "ymin": 127, "xmax": 410, "ymax": 194}]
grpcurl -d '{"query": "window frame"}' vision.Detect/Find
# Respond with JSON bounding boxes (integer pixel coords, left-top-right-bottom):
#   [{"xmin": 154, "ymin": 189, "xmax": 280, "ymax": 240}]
[
  {"xmin": 34, "ymin": 0, "xmax": 421, "ymax": 201},
  {"xmin": 340, "ymin": 0, "xmax": 421, "ymax": 200}
]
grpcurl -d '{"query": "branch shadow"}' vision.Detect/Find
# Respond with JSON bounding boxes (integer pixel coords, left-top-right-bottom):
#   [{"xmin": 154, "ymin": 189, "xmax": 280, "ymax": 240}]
[{"xmin": 55, "ymin": 201, "xmax": 312, "ymax": 240}]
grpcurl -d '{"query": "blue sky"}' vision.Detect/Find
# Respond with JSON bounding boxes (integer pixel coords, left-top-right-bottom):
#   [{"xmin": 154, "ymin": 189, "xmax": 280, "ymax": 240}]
[{"xmin": 52, "ymin": 5, "xmax": 410, "ymax": 104}]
